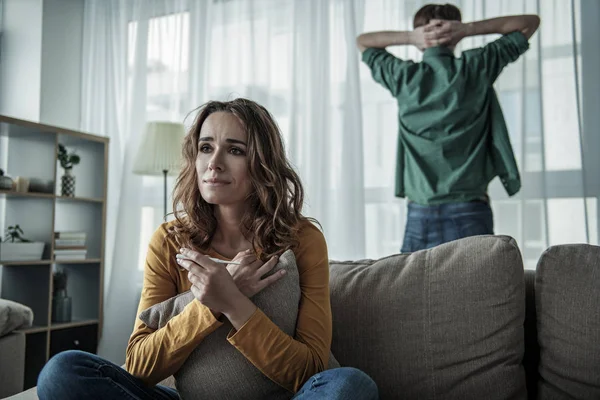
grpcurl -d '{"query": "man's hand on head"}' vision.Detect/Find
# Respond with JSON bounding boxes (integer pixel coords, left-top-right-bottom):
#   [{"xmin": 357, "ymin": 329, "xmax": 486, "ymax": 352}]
[
  {"xmin": 411, "ymin": 26, "xmax": 429, "ymax": 51},
  {"xmin": 423, "ymin": 19, "xmax": 469, "ymax": 48},
  {"xmin": 413, "ymin": 21, "xmax": 451, "ymax": 50}
]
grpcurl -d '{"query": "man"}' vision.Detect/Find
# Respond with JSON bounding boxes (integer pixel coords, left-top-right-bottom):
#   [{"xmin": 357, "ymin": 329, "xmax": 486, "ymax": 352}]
[{"xmin": 357, "ymin": 4, "xmax": 540, "ymax": 252}]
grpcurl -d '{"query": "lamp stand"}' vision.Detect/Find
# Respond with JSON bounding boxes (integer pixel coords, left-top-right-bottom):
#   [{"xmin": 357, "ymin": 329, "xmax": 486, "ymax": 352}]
[{"xmin": 163, "ymin": 169, "xmax": 168, "ymax": 218}]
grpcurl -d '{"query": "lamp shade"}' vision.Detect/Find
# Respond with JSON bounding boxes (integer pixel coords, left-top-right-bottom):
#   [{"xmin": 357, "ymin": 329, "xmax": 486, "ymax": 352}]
[{"xmin": 132, "ymin": 121, "xmax": 186, "ymax": 176}]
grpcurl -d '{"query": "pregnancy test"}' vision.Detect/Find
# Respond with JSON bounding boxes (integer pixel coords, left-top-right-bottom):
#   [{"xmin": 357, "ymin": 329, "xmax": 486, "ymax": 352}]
[
  {"xmin": 209, "ymin": 257, "xmax": 241, "ymax": 265},
  {"xmin": 176, "ymin": 253, "xmax": 240, "ymax": 265}
]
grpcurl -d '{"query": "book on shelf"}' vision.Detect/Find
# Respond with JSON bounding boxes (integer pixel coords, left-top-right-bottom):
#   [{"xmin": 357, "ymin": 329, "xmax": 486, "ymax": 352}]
[
  {"xmin": 54, "ymin": 231, "xmax": 87, "ymax": 240},
  {"xmin": 54, "ymin": 249, "xmax": 87, "ymax": 254},
  {"xmin": 54, "ymin": 245, "xmax": 87, "ymax": 250},
  {"xmin": 55, "ymin": 239, "xmax": 86, "ymax": 247},
  {"xmin": 54, "ymin": 231, "xmax": 87, "ymax": 247},
  {"xmin": 54, "ymin": 254, "xmax": 88, "ymax": 261},
  {"xmin": 53, "ymin": 248, "xmax": 88, "ymax": 261}
]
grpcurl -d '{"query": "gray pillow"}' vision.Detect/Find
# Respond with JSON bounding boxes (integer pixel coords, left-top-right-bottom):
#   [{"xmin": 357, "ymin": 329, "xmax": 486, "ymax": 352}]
[
  {"xmin": 536, "ymin": 244, "xmax": 600, "ymax": 399},
  {"xmin": 139, "ymin": 249, "xmax": 339, "ymax": 399},
  {"xmin": 329, "ymin": 235, "xmax": 527, "ymax": 400},
  {"xmin": 0, "ymin": 299, "xmax": 33, "ymax": 337}
]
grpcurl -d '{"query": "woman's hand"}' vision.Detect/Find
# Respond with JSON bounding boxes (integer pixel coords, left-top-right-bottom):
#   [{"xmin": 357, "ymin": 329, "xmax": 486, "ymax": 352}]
[
  {"xmin": 177, "ymin": 248, "xmax": 245, "ymax": 315},
  {"xmin": 226, "ymin": 250, "xmax": 287, "ymax": 298}
]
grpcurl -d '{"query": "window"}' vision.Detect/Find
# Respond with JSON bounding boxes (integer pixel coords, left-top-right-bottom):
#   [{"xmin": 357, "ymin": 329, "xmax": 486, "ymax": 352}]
[
  {"xmin": 127, "ymin": 0, "xmax": 593, "ymax": 267},
  {"xmin": 358, "ymin": 0, "xmax": 591, "ymax": 261}
]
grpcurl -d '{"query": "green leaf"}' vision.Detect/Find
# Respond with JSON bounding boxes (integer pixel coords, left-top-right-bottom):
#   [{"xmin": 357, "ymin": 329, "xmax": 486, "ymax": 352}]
[{"xmin": 70, "ymin": 154, "xmax": 81, "ymax": 165}]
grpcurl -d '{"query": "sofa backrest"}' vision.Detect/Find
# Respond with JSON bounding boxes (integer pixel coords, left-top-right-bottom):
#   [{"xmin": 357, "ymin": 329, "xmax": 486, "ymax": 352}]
[
  {"xmin": 535, "ymin": 244, "xmax": 600, "ymax": 399},
  {"xmin": 329, "ymin": 235, "xmax": 527, "ymax": 400}
]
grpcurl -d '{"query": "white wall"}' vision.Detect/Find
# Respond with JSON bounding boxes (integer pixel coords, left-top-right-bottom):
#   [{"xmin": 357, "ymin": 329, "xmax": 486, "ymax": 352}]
[
  {"xmin": 0, "ymin": 0, "xmax": 43, "ymax": 121},
  {"xmin": 0, "ymin": 0, "xmax": 84, "ymax": 130},
  {"xmin": 40, "ymin": 0, "xmax": 84, "ymax": 128}
]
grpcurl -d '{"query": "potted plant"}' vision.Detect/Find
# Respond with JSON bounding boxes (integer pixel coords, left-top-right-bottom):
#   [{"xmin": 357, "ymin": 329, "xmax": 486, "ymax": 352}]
[
  {"xmin": 57, "ymin": 144, "xmax": 80, "ymax": 197},
  {"xmin": 0, "ymin": 225, "xmax": 46, "ymax": 261},
  {"xmin": 52, "ymin": 268, "xmax": 72, "ymax": 323}
]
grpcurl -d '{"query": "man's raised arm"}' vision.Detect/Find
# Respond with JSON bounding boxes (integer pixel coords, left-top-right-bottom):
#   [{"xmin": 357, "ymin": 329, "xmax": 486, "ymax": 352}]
[
  {"xmin": 428, "ymin": 14, "xmax": 541, "ymax": 47},
  {"xmin": 464, "ymin": 15, "xmax": 541, "ymax": 39},
  {"xmin": 357, "ymin": 26, "xmax": 440, "ymax": 53}
]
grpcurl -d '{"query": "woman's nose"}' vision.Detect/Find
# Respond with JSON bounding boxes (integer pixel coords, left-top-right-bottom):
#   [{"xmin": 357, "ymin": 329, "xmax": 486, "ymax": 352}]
[
  {"xmin": 208, "ymin": 162, "xmax": 223, "ymax": 171},
  {"xmin": 208, "ymin": 152, "xmax": 224, "ymax": 171}
]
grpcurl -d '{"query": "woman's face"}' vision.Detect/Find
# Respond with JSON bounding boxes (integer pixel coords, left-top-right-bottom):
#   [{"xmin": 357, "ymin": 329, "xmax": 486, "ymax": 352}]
[{"xmin": 196, "ymin": 112, "xmax": 253, "ymax": 207}]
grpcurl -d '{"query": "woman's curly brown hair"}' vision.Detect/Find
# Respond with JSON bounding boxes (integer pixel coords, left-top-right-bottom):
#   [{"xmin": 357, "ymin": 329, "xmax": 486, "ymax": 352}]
[{"xmin": 169, "ymin": 98, "xmax": 310, "ymax": 259}]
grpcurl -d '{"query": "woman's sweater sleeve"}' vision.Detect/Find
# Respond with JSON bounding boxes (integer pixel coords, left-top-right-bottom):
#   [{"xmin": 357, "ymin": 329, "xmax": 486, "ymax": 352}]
[{"xmin": 125, "ymin": 224, "xmax": 223, "ymax": 386}]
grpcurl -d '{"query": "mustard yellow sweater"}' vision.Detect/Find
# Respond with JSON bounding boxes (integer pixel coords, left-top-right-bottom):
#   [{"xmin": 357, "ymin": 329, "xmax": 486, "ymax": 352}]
[{"xmin": 125, "ymin": 220, "xmax": 332, "ymax": 393}]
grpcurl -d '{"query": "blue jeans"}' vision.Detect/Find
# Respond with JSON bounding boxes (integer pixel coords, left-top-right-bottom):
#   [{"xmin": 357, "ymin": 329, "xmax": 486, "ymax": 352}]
[
  {"xmin": 37, "ymin": 350, "xmax": 379, "ymax": 400},
  {"xmin": 401, "ymin": 200, "xmax": 494, "ymax": 253}
]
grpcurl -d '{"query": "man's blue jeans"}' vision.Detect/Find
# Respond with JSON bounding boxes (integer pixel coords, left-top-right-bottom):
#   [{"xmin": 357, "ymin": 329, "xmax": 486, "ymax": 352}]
[
  {"xmin": 401, "ymin": 200, "xmax": 494, "ymax": 253},
  {"xmin": 37, "ymin": 350, "xmax": 379, "ymax": 400}
]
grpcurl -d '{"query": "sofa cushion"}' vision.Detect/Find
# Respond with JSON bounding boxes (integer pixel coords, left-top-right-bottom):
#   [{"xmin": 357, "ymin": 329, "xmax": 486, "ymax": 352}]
[
  {"xmin": 0, "ymin": 299, "xmax": 33, "ymax": 337},
  {"xmin": 0, "ymin": 332, "xmax": 26, "ymax": 398},
  {"xmin": 536, "ymin": 244, "xmax": 600, "ymax": 399},
  {"xmin": 139, "ymin": 249, "xmax": 339, "ymax": 399},
  {"xmin": 329, "ymin": 235, "xmax": 527, "ymax": 400}
]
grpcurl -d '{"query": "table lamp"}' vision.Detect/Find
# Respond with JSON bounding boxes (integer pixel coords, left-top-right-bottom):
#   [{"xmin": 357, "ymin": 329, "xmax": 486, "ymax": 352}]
[{"xmin": 132, "ymin": 121, "xmax": 185, "ymax": 217}]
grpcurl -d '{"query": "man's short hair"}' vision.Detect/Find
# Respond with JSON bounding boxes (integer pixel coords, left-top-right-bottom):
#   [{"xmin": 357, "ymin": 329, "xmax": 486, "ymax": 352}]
[{"xmin": 413, "ymin": 3, "xmax": 462, "ymax": 29}]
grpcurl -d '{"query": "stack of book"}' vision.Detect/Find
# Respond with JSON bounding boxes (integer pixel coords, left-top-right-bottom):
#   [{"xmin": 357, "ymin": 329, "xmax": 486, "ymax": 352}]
[{"xmin": 54, "ymin": 231, "xmax": 87, "ymax": 260}]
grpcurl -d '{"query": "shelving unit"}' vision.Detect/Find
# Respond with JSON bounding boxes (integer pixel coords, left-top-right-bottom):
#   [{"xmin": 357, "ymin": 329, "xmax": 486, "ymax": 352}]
[{"xmin": 0, "ymin": 115, "xmax": 108, "ymax": 390}]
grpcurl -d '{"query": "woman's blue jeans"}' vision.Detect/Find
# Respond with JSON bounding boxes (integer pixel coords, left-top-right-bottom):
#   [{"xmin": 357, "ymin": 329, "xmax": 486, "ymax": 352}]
[{"xmin": 37, "ymin": 350, "xmax": 379, "ymax": 400}]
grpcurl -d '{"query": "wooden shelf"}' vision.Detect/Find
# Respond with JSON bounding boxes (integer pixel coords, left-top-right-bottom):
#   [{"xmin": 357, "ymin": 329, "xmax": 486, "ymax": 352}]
[
  {"xmin": 50, "ymin": 319, "xmax": 99, "ymax": 331},
  {"xmin": 56, "ymin": 195, "xmax": 104, "ymax": 204},
  {"xmin": 16, "ymin": 325, "xmax": 48, "ymax": 334},
  {"xmin": 0, "ymin": 190, "xmax": 105, "ymax": 204},
  {"xmin": 0, "ymin": 260, "xmax": 52, "ymax": 266},
  {"xmin": 0, "ymin": 190, "xmax": 54, "ymax": 199},
  {"xmin": 2, "ymin": 259, "xmax": 103, "ymax": 265},
  {"xmin": 53, "ymin": 258, "xmax": 101, "ymax": 264},
  {"xmin": 0, "ymin": 115, "xmax": 109, "ymax": 144}
]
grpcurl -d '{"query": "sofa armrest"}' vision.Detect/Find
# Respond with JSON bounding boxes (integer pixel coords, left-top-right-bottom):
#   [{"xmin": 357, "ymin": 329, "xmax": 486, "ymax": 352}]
[{"xmin": 0, "ymin": 332, "xmax": 26, "ymax": 398}]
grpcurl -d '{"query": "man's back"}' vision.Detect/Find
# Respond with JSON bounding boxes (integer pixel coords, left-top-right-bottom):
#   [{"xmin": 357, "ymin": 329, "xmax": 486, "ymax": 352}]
[
  {"xmin": 397, "ymin": 48, "xmax": 489, "ymax": 139},
  {"xmin": 362, "ymin": 31, "xmax": 529, "ymax": 204},
  {"xmin": 397, "ymin": 32, "xmax": 527, "ymax": 137}
]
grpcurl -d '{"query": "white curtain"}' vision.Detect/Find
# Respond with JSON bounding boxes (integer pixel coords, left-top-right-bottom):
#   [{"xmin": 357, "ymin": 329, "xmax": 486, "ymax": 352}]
[{"xmin": 81, "ymin": 0, "xmax": 596, "ymax": 364}]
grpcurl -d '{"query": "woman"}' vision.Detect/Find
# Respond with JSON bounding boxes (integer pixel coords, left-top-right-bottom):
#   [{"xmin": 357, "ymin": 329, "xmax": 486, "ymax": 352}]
[{"xmin": 37, "ymin": 98, "xmax": 379, "ymax": 399}]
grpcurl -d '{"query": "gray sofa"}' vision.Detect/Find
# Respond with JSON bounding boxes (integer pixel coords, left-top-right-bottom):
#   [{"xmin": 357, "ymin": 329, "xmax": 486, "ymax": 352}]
[
  {"xmin": 0, "ymin": 332, "xmax": 25, "ymax": 399},
  {"xmin": 6, "ymin": 235, "xmax": 600, "ymax": 399}
]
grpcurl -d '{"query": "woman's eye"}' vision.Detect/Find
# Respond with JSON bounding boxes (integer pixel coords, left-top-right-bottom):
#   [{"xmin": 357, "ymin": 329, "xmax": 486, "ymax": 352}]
[
  {"xmin": 230, "ymin": 147, "xmax": 245, "ymax": 156},
  {"xmin": 199, "ymin": 144, "xmax": 211, "ymax": 153}
]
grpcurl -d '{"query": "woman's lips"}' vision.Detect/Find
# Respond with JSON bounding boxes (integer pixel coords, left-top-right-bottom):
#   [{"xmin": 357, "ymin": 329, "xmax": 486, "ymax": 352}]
[{"xmin": 204, "ymin": 178, "xmax": 230, "ymax": 186}]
